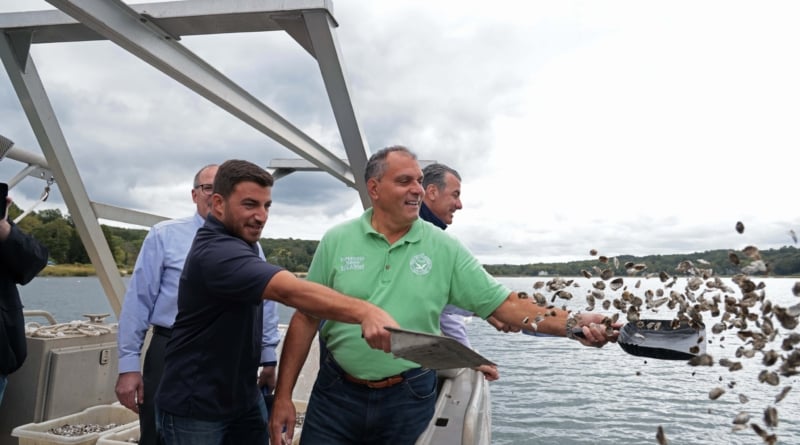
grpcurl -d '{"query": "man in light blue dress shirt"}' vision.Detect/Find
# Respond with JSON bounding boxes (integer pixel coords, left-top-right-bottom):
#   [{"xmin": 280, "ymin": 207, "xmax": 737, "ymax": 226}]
[{"xmin": 115, "ymin": 164, "xmax": 281, "ymax": 445}]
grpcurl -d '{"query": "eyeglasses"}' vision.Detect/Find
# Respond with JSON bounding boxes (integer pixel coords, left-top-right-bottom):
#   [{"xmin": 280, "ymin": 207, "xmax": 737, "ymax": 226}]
[{"xmin": 194, "ymin": 184, "xmax": 214, "ymax": 195}]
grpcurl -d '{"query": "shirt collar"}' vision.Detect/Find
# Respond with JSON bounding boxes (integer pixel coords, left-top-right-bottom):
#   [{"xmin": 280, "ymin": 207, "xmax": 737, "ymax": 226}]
[
  {"xmin": 360, "ymin": 208, "xmax": 423, "ymax": 244},
  {"xmin": 192, "ymin": 212, "xmax": 206, "ymax": 228},
  {"xmin": 204, "ymin": 213, "xmax": 226, "ymax": 233},
  {"xmin": 204, "ymin": 213, "xmax": 260, "ymax": 250},
  {"xmin": 419, "ymin": 202, "xmax": 447, "ymax": 230}
]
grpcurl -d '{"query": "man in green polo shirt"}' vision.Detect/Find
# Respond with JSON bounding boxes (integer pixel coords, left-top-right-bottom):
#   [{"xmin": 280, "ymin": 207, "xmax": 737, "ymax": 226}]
[{"xmin": 270, "ymin": 146, "xmax": 619, "ymax": 445}]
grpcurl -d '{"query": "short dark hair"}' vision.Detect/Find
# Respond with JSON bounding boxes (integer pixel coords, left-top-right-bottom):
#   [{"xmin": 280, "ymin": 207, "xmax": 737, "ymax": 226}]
[
  {"xmin": 214, "ymin": 160, "xmax": 274, "ymax": 198},
  {"xmin": 422, "ymin": 163, "xmax": 461, "ymax": 190},
  {"xmin": 364, "ymin": 145, "xmax": 417, "ymax": 182}
]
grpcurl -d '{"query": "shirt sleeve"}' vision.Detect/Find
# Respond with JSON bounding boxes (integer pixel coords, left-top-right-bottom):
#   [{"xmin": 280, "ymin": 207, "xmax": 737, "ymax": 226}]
[
  {"xmin": 117, "ymin": 228, "xmax": 164, "ymax": 373},
  {"xmin": 306, "ymin": 233, "xmax": 331, "ymax": 286},
  {"xmin": 439, "ymin": 311, "xmax": 472, "ymax": 348},
  {"xmin": 203, "ymin": 240, "xmax": 281, "ymax": 303},
  {"xmin": 257, "ymin": 243, "xmax": 281, "ymax": 364},
  {"xmin": 260, "ymin": 300, "xmax": 280, "ymax": 364},
  {"xmin": 448, "ymin": 241, "xmax": 510, "ymax": 319},
  {"xmin": 442, "ymin": 304, "xmax": 474, "ymax": 317},
  {"xmin": 0, "ymin": 222, "xmax": 49, "ymax": 285}
]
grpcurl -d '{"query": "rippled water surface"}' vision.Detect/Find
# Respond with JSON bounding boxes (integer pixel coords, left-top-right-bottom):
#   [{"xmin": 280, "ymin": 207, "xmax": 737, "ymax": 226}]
[
  {"xmin": 471, "ymin": 276, "xmax": 800, "ymax": 445},
  {"xmin": 19, "ymin": 275, "xmax": 800, "ymax": 444}
]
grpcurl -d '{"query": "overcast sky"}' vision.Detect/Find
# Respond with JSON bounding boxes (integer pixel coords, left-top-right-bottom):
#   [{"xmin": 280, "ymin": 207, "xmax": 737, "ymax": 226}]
[{"xmin": 1, "ymin": 0, "xmax": 799, "ymax": 265}]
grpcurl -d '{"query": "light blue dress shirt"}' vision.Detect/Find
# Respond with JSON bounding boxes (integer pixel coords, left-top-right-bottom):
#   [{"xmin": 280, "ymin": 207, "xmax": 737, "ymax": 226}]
[
  {"xmin": 117, "ymin": 213, "xmax": 280, "ymax": 373},
  {"xmin": 440, "ymin": 304, "xmax": 474, "ymax": 348}
]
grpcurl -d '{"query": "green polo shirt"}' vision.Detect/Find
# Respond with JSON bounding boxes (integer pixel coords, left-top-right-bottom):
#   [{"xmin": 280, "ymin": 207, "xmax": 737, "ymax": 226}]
[{"xmin": 308, "ymin": 208, "xmax": 510, "ymax": 380}]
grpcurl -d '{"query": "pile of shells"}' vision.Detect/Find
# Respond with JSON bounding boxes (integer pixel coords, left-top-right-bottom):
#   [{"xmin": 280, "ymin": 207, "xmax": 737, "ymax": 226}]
[
  {"xmin": 47, "ymin": 423, "xmax": 120, "ymax": 436},
  {"xmin": 526, "ymin": 221, "xmax": 799, "ymax": 445}
]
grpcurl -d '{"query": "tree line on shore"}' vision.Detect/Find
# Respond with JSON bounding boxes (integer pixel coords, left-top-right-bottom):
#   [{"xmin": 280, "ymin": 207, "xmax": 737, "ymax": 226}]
[
  {"xmin": 10, "ymin": 204, "xmax": 320, "ymax": 273},
  {"xmin": 481, "ymin": 247, "xmax": 800, "ymax": 277},
  {"xmin": 11, "ymin": 204, "xmax": 800, "ymax": 276}
]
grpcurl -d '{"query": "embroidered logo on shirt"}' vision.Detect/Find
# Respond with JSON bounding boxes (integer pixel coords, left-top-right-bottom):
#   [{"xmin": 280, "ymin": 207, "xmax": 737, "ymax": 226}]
[
  {"xmin": 409, "ymin": 254, "xmax": 432, "ymax": 275},
  {"xmin": 339, "ymin": 256, "xmax": 365, "ymax": 272}
]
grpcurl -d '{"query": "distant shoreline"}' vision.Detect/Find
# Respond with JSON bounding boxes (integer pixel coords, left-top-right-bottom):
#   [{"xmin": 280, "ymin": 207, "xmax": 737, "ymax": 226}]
[
  {"xmin": 40, "ymin": 264, "xmax": 309, "ymax": 278},
  {"xmin": 39, "ymin": 264, "xmax": 117, "ymax": 277},
  {"xmin": 39, "ymin": 264, "xmax": 798, "ymax": 280}
]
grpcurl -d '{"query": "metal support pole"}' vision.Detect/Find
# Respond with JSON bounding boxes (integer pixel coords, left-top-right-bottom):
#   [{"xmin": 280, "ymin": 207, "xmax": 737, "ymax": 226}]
[
  {"xmin": 45, "ymin": 0, "xmax": 357, "ymax": 189},
  {"xmin": 0, "ymin": 32, "xmax": 126, "ymax": 316},
  {"xmin": 303, "ymin": 10, "xmax": 372, "ymax": 208}
]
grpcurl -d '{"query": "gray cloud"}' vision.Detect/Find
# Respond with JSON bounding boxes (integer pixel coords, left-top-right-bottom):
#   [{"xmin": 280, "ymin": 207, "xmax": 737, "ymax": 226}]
[{"xmin": 3, "ymin": 1, "xmax": 800, "ymax": 264}]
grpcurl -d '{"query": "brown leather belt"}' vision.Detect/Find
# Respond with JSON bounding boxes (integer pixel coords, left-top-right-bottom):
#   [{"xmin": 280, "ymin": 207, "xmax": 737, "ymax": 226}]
[{"xmin": 343, "ymin": 372, "xmax": 404, "ymax": 389}]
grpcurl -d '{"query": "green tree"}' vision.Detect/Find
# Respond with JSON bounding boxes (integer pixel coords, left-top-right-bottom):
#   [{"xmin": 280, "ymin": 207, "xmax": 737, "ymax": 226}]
[
  {"xmin": 267, "ymin": 247, "xmax": 294, "ymax": 269},
  {"xmin": 11, "ymin": 205, "xmax": 800, "ymax": 276},
  {"xmin": 37, "ymin": 208, "xmax": 64, "ymax": 224},
  {"xmin": 31, "ymin": 217, "xmax": 73, "ymax": 263},
  {"xmin": 66, "ymin": 225, "xmax": 91, "ymax": 264},
  {"xmin": 15, "ymin": 208, "xmax": 42, "ymax": 235}
]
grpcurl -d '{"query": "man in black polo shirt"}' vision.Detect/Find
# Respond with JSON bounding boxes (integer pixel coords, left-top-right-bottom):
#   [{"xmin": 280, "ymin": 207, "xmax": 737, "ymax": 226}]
[{"xmin": 155, "ymin": 159, "xmax": 397, "ymax": 445}]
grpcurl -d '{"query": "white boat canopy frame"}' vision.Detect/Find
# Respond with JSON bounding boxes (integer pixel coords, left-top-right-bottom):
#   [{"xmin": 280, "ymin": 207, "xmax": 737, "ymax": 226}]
[{"xmin": 0, "ymin": 0, "xmax": 372, "ymax": 316}]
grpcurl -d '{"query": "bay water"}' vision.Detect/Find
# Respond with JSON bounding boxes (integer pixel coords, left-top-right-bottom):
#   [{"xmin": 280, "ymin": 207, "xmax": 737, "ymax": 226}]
[{"xmin": 17, "ymin": 275, "xmax": 800, "ymax": 444}]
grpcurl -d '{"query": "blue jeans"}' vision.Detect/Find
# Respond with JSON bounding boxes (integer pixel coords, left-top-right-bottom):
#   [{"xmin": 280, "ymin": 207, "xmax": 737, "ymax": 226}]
[
  {"xmin": 300, "ymin": 354, "xmax": 437, "ymax": 445},
  {"xmin": 157, "ymin": 396, "xmax": 268, "ymax": 445}
]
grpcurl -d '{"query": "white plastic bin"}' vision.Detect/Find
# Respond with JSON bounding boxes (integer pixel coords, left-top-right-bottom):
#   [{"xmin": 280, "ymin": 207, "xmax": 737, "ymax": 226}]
[
  {"xmin": 11, "ymin": 404, "xmax": 138, "ymax": 445},
  {"xmin": 96, "ymin": 423, "xmax": 138, "ymax": 445}
]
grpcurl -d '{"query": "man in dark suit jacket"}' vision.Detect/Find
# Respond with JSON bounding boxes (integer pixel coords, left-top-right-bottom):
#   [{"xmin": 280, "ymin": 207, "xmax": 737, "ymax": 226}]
[{"xmin": 0, "ymin": 194, "xmax": 49, "ymax": 404}]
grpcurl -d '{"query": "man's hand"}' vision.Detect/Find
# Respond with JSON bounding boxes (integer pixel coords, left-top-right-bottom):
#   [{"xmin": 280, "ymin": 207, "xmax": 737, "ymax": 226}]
[
  {"xmin": 0, "ymin": 196, "xmax": 11, "ymax": 241},
  {"xmin": 269, "ymin": 396, "xmax": 297, "ymax": 445},
  {"xmin": 360, "ymin": 307, "xmax": 399, "ymax": 353},
  {"xmin": 487, "ymin": 315, "xmax": 519, "ymax": 333},
  {"xmin": 476, "ymin": 364, "xmax": 499, "ymax": 381},
  {"xmin": 258, "ymin": 365, "xmax": 277, "ymax": 393},
  {"xmin": 115, "ymin": 371, "xmax": 144, "ymax": 413},
  {"xmin": 573, "ymin": 313, "xmax": 621, "ymax": 348}
]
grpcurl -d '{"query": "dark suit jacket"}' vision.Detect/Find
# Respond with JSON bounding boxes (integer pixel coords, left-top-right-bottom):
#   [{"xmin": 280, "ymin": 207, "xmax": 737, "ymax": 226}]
[{"xmin": 0, "ymin": 221, "xmax": 48, "ymax": 375}]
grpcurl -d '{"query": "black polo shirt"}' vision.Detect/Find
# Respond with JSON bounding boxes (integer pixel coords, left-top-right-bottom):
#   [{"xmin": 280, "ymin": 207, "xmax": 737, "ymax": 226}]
[{"xmin": 156, "ymin": 214, "xmax": 282, "ymax": 420}]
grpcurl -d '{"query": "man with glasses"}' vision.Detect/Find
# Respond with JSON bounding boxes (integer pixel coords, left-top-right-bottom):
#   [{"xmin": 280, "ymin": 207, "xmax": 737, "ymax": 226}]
[{"xmin": 115, "ymin": 164, "xmax": 281, "ymax": 445}]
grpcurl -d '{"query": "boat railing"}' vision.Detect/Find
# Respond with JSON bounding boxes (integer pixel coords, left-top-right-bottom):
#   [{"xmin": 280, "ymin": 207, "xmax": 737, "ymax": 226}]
[{"xmin": 22, "ymin": 309, "xmax": 58, "ymax": 326}]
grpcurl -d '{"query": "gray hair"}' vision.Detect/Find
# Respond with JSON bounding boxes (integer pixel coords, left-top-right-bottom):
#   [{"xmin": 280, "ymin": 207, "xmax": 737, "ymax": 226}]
[
  {"xmin": 193, "ymin": 163, "xmax": 218, "ymax": 187},
  {"xmin": 422, "ymin": 163, "xmax": 461, "ymax": 190},
  {"xmin": 364, "ymin": 145, "xmax": 418, "ymax": 182}
]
